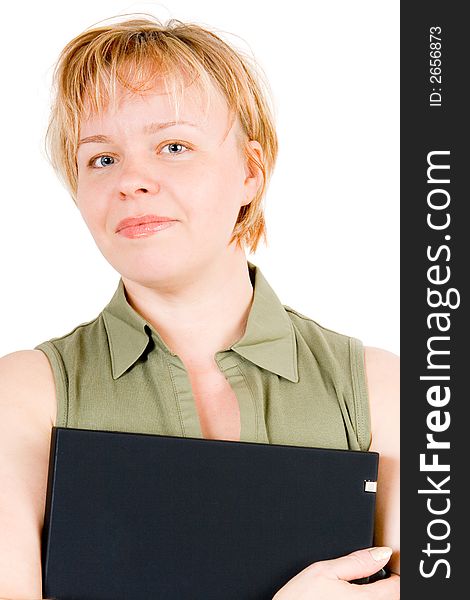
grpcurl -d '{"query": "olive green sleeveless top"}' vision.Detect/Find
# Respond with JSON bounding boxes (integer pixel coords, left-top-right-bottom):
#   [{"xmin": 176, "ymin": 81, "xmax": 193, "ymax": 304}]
[{"xmin": 35, "ymin": 262, "xmax": 371, "ymax": 451}]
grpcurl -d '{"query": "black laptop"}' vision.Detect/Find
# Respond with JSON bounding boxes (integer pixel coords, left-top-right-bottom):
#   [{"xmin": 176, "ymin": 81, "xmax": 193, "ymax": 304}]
[{"xmin": 42, "ymin": 427, "xmax": 379, "ymax": 599}]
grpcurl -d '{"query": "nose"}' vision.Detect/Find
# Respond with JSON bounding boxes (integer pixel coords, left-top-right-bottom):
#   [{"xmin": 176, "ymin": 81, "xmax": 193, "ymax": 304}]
[{"xmin": 117, "ymin": 158, "xmax": 160, "ymax": 199}]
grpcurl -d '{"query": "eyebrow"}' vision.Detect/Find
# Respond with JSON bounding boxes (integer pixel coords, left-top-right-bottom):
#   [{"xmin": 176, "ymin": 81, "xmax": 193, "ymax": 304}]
[{"xmin": 78, "ymin": 120, "xmax": 200, "ymax": 146}]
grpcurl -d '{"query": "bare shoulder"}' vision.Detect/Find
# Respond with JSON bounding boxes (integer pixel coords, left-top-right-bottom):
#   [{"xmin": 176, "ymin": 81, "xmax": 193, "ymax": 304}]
[
  {"xmin": 364, "ymin": 346, "xmax": 400, "ymax": 384},
  {"xmin": 0, "ymin": 349, "xmax": 57, "ymax": 427},
  {"xmin": 363, "ymin": 346, "xmax": 399, "ymax": 442},
  {"xmin": 0, "ymin": 350, "xmax": 56, "ymax": 597},
  {"xmin": 364, "ymin": 347, "xmax": 399, "ymax": 413}
]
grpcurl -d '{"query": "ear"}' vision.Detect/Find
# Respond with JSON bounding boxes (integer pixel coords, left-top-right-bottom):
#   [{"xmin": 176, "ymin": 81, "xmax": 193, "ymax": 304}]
[{"xmin": 241, "ymin": 140, "xmax": 264, "ymax": 207}]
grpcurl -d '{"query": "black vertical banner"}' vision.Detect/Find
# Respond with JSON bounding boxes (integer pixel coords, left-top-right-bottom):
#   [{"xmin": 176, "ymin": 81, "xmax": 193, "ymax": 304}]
[{"xmin": 401, "ymin": 2, "xmax": 467, "ymax": 598}]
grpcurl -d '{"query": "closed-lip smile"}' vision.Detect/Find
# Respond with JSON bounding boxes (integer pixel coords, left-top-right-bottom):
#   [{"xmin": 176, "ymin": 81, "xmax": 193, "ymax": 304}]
[
  {"xmin": 115, "ymin": 214, "xmax": 178, "ymax": 239},
  {"xmin": 115, "ymin": 214, "xmax": 176, "ymax": 233}
]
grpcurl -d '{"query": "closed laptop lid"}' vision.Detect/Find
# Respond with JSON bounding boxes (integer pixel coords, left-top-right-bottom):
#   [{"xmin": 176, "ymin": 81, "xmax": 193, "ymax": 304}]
[{"xmin": 42, "ymin": 427, "xmax": 378, "ymax": 600}]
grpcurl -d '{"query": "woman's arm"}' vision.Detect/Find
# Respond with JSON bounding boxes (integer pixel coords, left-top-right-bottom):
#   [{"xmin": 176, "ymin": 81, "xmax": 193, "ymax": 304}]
[
  {"xmin": 0, "ymin": 350, "xmax": 56, "ymax": 599},
  {"xmin": 271, "ymin": 346, "xmax": 401, "ymax": 599},
  {"xmin": 364, "ymin": 346, "xmax": 400, "ymax": 575}
]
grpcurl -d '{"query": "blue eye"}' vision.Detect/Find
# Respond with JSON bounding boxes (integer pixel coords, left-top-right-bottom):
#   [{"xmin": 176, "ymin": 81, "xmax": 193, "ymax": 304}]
[
  {"xmin": 90, "ymin": 155, "xmax": 115, "ymax": 169},
  {"xmin": 162, "ymin": 143, "xmax": 189, "ymax": 155}
]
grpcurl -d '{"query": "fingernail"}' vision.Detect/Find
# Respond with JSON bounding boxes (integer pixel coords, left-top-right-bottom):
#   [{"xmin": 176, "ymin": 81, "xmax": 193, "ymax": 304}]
[{"xmin": 369, "ymin": 546, "xmax": 392, "ymax": 561}]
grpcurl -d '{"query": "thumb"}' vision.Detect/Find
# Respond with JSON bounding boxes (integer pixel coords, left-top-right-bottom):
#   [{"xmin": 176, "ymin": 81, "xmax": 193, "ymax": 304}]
[{"xmin": 318, "ymin": 546, "xmax": 392, "ymax": 582}]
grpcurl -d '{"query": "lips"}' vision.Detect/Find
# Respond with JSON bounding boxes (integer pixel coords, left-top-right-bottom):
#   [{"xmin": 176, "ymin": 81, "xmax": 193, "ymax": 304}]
[{"xmin": 115, "ymin": 214, "xmax": 176, "ymax": 233}]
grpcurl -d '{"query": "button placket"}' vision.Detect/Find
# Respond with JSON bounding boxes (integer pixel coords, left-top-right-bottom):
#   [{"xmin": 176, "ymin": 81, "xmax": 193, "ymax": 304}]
[{"xmin": 166, "ymin": 354, "xmax": 203, "ymax": 439}]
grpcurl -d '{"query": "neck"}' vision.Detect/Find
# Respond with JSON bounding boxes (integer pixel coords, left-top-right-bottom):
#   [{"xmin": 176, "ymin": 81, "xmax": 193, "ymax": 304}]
[{"xmin": 121, "ymin": 249, "xmax": 254, "ymax": 369}]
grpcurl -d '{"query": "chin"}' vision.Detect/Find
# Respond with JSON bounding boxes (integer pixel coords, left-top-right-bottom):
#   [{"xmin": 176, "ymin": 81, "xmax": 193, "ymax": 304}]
[{"xmin": 110, "ymin": 253, "xmax": 193, "ymax": 288}]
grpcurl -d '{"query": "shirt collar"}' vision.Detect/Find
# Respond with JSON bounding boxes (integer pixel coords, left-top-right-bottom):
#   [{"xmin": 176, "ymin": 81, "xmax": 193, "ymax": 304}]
[{"xmin": 102, "ymin": 261, "xmax": 299, "ymax": 383}]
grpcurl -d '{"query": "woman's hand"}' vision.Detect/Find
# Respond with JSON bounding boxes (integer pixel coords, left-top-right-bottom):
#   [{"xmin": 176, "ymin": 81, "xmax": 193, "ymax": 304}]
[{"xmin": 272, "ymin": 547, "xmax": 400, "ymax": 599}]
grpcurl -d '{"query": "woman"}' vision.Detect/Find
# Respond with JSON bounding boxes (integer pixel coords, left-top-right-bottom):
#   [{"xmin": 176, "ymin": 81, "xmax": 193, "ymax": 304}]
[{"xmin": 0, "ymin": 16, "xmax": 399, "ymax": 599}]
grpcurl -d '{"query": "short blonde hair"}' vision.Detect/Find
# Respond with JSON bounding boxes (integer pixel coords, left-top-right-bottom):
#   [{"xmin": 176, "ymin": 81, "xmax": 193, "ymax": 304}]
[{"xmin": 46, "ymin": 15, "xmax": 278, "ymax": 253}]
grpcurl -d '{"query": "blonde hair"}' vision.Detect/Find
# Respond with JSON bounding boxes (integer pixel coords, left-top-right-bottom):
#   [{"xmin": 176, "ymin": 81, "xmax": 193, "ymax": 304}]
[{"xmin": 46, "ymin": 14, "xmax": 278, "ymax": 253}]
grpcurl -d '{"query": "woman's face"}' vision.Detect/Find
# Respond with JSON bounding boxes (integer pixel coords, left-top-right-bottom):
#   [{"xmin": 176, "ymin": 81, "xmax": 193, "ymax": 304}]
[{"xmin": 76, "ymin": 79, "xmax": 261, "ymax": 288}]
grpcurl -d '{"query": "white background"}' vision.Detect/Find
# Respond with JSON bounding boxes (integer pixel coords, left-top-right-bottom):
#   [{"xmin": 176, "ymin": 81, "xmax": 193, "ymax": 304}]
[{"xmin": 0, "ymin": 0, "xmax": 399, "ymax": 357}]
